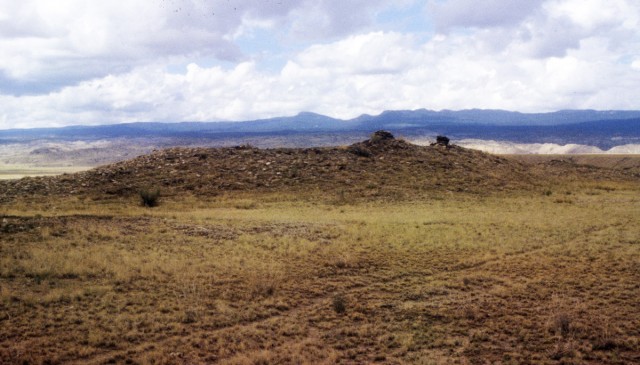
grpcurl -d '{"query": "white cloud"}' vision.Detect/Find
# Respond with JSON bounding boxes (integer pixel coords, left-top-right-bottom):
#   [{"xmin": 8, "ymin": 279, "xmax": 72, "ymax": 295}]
[
  {"xmin": 544, "ymin": 0, "xmax": 639, "ymax": 29},
  {"xmin": 288, "ymin": 0, "xmax": 389, "ymax": 39},
  {"xmin": 291, "ymin": 32, "xmax": 420, "ymax": 75},
  {"xmin": 428, "ymin": 0, "xmax": 546, "ymax": 30},
  {"xmin": 0, "ymin": 0, "xmax": 242, "ymax": 94},
  {"xmin": 0, "ymin": 0, "xmax": 639, "ymax": 129},
  {"xmin": 0, "ymin": 0, "xmax": 391, "ymax": 95}
]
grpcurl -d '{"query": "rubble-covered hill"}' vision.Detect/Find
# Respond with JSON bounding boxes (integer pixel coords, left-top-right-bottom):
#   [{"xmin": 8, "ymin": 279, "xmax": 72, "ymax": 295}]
[{"xmin": 0, "ymin": 131, "xmax": 590, "ymax": 203}]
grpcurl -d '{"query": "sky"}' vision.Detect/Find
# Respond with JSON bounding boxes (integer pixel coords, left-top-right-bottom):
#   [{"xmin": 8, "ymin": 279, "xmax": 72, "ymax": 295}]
[{"xmin": 0, "ymin": 0, "xmax": 639, "ymax": 129}]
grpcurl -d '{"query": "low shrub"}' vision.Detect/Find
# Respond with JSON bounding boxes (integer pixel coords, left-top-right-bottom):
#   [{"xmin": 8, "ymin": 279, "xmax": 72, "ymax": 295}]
[
  {"xmin": 552, "ymin": 312, "xmax": 572, "ymax": 337},
  {"xmin": 139, "ymin": 188, "xmax": 160, "ymax": 207},
  {"xmin": 333, "ymin": 294, "xmax": 347, "ymax": 314}
]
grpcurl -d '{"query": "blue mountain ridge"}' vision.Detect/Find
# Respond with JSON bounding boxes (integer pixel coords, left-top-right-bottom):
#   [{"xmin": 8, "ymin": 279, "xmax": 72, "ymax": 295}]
[{"xmin": 1, "ymin": 109, "xmax": 638, "ymax": 149}]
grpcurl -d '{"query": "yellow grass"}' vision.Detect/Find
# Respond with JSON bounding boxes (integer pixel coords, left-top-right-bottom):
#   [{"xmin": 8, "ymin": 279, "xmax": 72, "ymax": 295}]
[{"xmin": 0, "ymin": 180, "xmax": 639, "ymax": 363}]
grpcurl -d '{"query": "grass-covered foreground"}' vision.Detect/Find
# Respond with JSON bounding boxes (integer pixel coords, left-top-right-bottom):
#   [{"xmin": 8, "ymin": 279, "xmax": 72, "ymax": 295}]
[{"xmin": 1, "ymin": 181, "xmax": 639, "ymax": 364}]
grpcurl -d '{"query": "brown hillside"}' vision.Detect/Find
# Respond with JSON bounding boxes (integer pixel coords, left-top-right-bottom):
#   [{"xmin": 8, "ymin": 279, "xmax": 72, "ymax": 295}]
[
  {"xmin": 0, "ymin": 132, "xmax": 572, "ymax": 202},
  {"xmin": 0, "ymin": 132, "xmax": 538, "ymax": 203}
]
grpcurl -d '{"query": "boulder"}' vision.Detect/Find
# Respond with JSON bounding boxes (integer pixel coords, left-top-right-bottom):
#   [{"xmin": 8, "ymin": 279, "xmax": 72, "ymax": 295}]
[
  {"xmin": 436, "ymin": 135, "xmax": 450, "ymax": 146},
  {"xmin": 370, "ymin": 130, "xmax": 395, "ymax": 143}
]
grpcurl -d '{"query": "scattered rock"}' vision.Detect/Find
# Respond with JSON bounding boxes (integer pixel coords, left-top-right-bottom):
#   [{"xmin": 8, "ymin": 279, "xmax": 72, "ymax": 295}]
[{"xmin": 1, "ymin": 134, "xmax": 633, "ymax": 203}]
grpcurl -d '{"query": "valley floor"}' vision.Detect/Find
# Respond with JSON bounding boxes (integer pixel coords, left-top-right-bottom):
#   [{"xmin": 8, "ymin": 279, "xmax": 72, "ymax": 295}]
[
  {"xmin": 1, "ymin": 181, "xmax": 639, "ymax": 364},
  {"xmin": 0, "ymin": 164, "xmax": 91, "ymax": 180}
]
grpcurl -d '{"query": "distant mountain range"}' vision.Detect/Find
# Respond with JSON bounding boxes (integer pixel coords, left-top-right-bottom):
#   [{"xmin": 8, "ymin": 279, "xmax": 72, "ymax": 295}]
[{"xmin": 1, "ymin": 109, "xmax": 639, "ymax": 149}]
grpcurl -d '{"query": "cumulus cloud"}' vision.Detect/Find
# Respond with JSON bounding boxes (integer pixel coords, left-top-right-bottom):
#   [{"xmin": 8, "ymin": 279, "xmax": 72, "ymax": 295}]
[
  {"xmin": 429, "ymin": 0, "xmax": 640, "ymax": 58},
  {"xmin": 288, "ymin": 0, "xmax": 389, "ymax": 39},
  {"xmin": 0, "ymin": 0, "xmax": 639, "ymax": 129},
  {"xmin": 0, "ymin": 0, "xmax": 240, "ymax": 94},
  {"xmin": 428, "ymin": 0, "xmax": 546, "ymax": 30},
  {"xmin": 0, "ymin": 0, "xmax": 390, "ymax": 95}
]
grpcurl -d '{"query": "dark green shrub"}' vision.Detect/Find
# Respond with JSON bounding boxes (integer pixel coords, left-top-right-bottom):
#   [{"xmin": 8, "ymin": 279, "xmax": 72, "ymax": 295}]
[
  {"xmin": 139, "ymin": 188, "xmax": 160, "ymax": 207},
  {"xmin": 333, "ymin": 294, "xmax": 347, "ymax": 314}
]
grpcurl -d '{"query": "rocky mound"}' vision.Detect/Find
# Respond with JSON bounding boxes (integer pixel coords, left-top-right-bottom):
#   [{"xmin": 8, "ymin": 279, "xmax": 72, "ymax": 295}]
[{"xmin": 0, "ymin": 132, "xmax": 543, "ymax": 202}]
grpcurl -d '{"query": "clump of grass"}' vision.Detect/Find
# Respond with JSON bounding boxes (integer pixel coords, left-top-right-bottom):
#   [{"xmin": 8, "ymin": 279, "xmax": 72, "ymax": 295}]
[
  {"xmin": 332, "ymin": 294, "xmax": 347, "ymax": 314},
  {"xmin": 245, "ymin": 263, "xmax": 284, "ymax": 299},
  {"xmin": 551, "ymin": 312, "xmax": 572, "ymax": 337},
  {"xmin": 331, "ymin": 189, "xmax": 355, "ymax": 206},
  {"xmin": 548, "ymin": 340, "xmax": 576, "ymax": 360},
  {"xmin": 249, "ymin": 273, "xmax": 280, "ymax": 298},
  {"xmin": 592, "ymin": 319, "xmax": 620, "ymax": 351},
  {"xmin": 462, "ymin": 305, "xmax": 478, "ymax": 320},
  {"xmin": 182, "ymin": 310, "xmax": 198, "ymax": 324},
  {"xmin": 234, "ymin": 199, "xmax": 258, "ymax": 210},
  {"xmin": 595, "ymin": 185, "xmax": 616, "ymax": 192},
  {"xmin": 139, "ymin": 188, "xmax": 160, "ymax": 207}
]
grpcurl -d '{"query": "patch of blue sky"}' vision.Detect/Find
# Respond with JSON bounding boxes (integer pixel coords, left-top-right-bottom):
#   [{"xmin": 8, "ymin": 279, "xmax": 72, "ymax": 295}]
[
  {"xmin": 165, "ymin": 56, "xmax": 238, "ymax": 74},
  {"xmin": 617, "ymin": 54, "xmax": 638, "ymax": 65},
  {"xmin": 375, "ymin": 2, "xmax": 434, "ymax": 41},
  {"xmin": 165, "ymin": 27, "xmax": 304, "ymax": 75},
  {"xmin": 234, "ymin": 25, "xmax": 321, "ymax": 73}
]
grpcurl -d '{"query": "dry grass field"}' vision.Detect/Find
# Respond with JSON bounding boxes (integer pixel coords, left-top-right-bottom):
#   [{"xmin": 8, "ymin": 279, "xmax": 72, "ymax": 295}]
[{"xmin": 1, "ymin": 137, "xmax": 639, "ymax": 364}]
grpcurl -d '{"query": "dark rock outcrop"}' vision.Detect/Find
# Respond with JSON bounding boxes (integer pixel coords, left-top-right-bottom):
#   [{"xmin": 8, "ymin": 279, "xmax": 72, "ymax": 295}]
[
  {"xmin": 370, "ymin": 130, "xmax": 395, "ymax": 143},
  {"xmin": 436, "ymin": 135, "xmax": 450, "ymax": 147}
]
